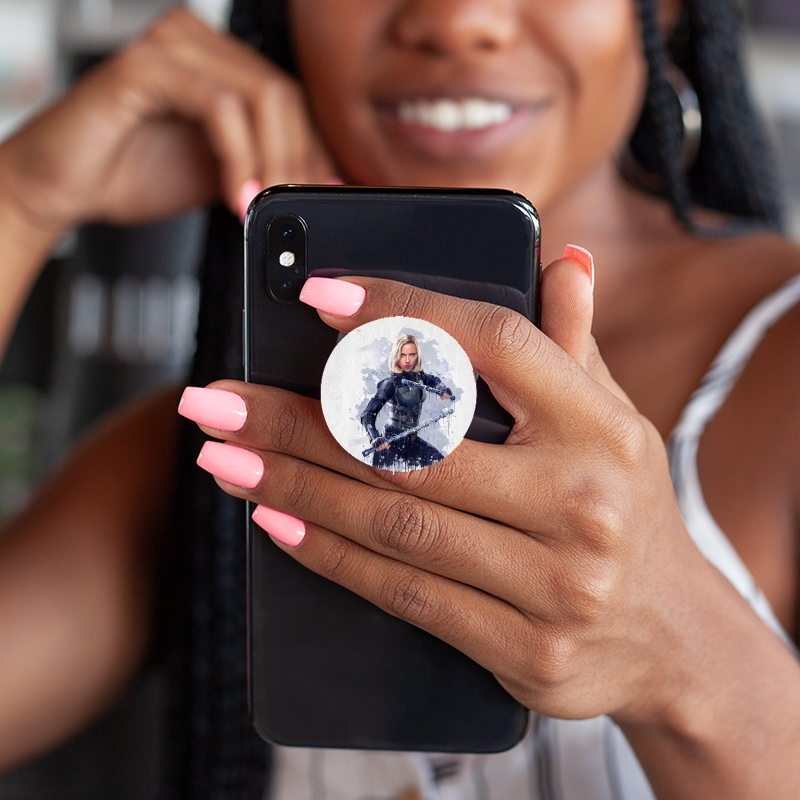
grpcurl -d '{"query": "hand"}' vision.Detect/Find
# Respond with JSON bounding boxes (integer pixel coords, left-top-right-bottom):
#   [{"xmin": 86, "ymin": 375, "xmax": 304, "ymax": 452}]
[
  {"xmin": 0, "ymin": 8, "xmax": 336, "ymax": 236},
  {"xmin": 185, "ymin": 255, "xmax": 718, "ymax": 730}
]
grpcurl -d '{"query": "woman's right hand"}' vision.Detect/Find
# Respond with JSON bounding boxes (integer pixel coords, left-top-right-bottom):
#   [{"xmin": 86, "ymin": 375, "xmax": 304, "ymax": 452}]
[{"xmin": 0, "ymin": 7, "xmax": 337, "ymax": 237}]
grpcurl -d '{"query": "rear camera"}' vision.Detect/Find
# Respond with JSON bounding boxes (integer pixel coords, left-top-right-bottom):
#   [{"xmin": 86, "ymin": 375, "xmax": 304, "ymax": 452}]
[{"xmin": 266, "ymin": 214, "xmax": 307, "ymax": 303}]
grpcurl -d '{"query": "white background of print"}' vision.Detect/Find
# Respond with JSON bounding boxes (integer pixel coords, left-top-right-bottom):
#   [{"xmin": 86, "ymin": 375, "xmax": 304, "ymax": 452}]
[{"xmin": 321, "ymin": 316, "xmax": 476, "ymax": 469}]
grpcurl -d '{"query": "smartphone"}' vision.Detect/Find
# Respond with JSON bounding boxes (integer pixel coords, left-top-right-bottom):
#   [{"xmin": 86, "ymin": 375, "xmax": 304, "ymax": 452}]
[{"xmin": 244, "ymin": 185, "xmax": 540, "ymax": 753}]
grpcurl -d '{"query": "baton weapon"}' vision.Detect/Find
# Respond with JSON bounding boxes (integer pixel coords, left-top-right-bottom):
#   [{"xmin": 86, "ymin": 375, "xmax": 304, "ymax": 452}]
[
  {"xmin": 400, "ymin": 378, "xmax": 453, "ymax": 398},
  {"xmin": 362, "ymin": 406, "xmax": 454, "ymax": 458}
]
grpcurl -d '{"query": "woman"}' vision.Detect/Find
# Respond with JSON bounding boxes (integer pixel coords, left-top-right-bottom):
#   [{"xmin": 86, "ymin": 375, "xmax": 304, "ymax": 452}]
[
  {"xmin": 0, "ymin": 0, "xmax": 798, "ymax": 798},
  {"xmin": 361, "ymin": 333, "xmax": 453, "ymax": 471}
]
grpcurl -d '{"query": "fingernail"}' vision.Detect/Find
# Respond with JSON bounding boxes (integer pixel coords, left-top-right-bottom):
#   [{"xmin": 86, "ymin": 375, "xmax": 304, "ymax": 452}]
[
  {"xmin": 238, "ymin": 178, "xmax": 262, "ymax": 223},
  {"xmin": 178, "ymin": 387, "xmax": 247, "ymax": 431},
  {"xmin": 299, "ymin": 276, "xmax": 365, "ymax": 317},
  {"xmin": 325, "ymin": 176, "xmax": 345, "ymax": 185},
  {"xmin": 252, "ymin": 505, "xmax": 306, "ymax": 547},
  {"xmin": 197, "ymin": 441, "xmax": 263, "ymax": 488},
  {"xmin": 561, "ymin": 244, "xmax": 595, "ymax": 293}
]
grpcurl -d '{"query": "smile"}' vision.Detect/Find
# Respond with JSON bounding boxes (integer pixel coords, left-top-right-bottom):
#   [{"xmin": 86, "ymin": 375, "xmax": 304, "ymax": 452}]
[{"xmin": 396, "ymin": 97, "xmax": 513, "ymax": 132}]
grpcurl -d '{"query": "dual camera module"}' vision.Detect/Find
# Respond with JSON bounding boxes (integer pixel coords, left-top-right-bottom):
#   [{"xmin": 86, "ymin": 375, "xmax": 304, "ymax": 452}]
[{"xmin": 266, "ymin": 214, "xmax": 307, "ymax": 303}]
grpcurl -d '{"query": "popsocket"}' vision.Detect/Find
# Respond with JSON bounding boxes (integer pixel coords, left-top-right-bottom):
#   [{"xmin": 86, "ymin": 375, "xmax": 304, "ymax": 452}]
[{"xmin": 321, "ymin": 317, "xmax": 476, "ymax": 472}]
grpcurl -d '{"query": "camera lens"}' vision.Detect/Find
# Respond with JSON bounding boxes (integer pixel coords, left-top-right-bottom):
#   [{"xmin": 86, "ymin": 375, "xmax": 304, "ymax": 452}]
[{"xmin": 267, "ymin": 214, "xmax": 307, "ymax": 303}]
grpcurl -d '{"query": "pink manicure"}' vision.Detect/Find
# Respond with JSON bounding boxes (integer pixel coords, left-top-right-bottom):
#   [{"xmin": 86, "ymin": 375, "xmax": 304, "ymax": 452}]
[
  {"xmin": 252, "ymin": 505, "xmax": 306, "ymax": 547},
  {"xmin": 196, "ymin": 441, "xmax": 263, "ymax": 488},
  {"xmin": 178, "ymin": 387, "xmax": 247, "ymax": 431},
  {"xmin": 299, "ymin": 276, "xmax": 366, "ymax": 317},
  {"xmin": 238, "ymin": 178, "xmax": 262, "ymax": 223},
  {"xmin": 561, "ymin": 244, "xmax": 595, "ymax": 293}
]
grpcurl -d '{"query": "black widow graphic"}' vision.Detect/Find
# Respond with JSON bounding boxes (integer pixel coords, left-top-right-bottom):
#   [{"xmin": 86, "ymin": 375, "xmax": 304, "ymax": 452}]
[{"xmin": 361, "ymin": 333, "xmax": 453, "ymax": 470}]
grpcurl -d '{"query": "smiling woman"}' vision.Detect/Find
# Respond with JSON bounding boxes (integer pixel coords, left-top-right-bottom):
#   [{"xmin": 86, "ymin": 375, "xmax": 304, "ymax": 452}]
[
  {"xmin": 289, "ymin": 0, "xmax": 647, "ymax": 210},
  {"xmin": 0, "ymin": 0, "xmax": 798, "ymax": 798}
]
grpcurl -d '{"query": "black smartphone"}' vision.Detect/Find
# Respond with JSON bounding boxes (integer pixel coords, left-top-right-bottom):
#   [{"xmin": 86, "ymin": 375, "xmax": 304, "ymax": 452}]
[{"xmin": 244, "ymin": 185, "xmax": 540, "ymax": 753}]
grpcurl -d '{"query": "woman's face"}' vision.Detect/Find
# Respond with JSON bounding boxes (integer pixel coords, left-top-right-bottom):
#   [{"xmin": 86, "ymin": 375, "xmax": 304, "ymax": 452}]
[
  {"xmin": 399, "ymin": 343, "xmax": 418, "ymax": 371},
  {"xmin": 290, "ymin": 0, "xmax": 655, "ymax": 211}
]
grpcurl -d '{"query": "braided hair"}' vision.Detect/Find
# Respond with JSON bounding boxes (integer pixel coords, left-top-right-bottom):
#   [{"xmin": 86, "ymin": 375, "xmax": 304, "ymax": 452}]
[
  {"xmin": 161, "ymin": 2, "xmax": 783, "ymax": 798},
  {"xmin": 632, "ymin": 0, "xmax": 783, "ymax": 229}
]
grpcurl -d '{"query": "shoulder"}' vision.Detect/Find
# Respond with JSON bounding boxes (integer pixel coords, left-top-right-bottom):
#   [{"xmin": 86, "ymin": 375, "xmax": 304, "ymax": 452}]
[
  {"xmin": 695, "ymin": 234, "xmax": 800, "ymax": 630},
  {"xmin": 697, "ymin": 230, "xmax": 800, "ymax": 455},
  {"xmin": 376, "ymin": 376, "xmax": 396, "ymax": 395}
]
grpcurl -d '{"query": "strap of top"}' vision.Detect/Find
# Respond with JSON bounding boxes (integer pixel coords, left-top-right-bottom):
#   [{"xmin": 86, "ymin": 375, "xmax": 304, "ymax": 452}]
[{"xmin": 667, "ymin": 273, "xmax": 800, "ymax": 645}]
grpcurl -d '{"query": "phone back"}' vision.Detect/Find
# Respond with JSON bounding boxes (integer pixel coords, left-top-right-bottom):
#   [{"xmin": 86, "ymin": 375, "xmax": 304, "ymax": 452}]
[{"xmin": 245, "ymin": 186, "xmax": 540, "ymax": 752}]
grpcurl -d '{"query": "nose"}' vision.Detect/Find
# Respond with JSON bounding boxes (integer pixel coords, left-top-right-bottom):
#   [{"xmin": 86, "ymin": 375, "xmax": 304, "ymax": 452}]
[{"xmin": 391, "ymin": 0, "xmax": 518, "ymax": 57}]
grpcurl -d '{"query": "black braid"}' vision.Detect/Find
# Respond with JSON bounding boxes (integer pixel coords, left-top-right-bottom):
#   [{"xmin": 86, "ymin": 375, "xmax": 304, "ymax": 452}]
[
  {"xmin": 682, "ymin": 0, "xmax": 783, "ymax": 226},
  {"xmin": 162, "ymin": 1, "xmax": 785, "ymax": 797},
  {"xmin": 631, "ymin": 0, "xmax": 783, "ymax": 229},
  {"xmin": 629, "ymin": 0, "xmax": 696, "ymax": 227},
  {"xmin": 162, "ymin": 208, "xmax": 270, "ymax": 800}
]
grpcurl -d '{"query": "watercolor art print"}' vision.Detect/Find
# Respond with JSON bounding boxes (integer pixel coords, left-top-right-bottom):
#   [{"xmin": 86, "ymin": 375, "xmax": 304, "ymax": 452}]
[{"xmin": 321, "ymin": 316, "xmax": 477, "ymax": 472}]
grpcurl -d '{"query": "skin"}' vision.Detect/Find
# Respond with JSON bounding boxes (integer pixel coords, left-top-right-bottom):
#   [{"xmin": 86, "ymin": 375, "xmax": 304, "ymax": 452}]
[
  {"xmin": 0, "ymin": 1, "xmax": 797, "ymax": 798},
  {"xmin": 399, "ymin": 343, "xmax": 418, "ymax": 372}
]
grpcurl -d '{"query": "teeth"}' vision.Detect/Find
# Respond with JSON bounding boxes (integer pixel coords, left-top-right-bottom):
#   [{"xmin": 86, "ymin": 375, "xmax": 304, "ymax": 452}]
[{"xmin": 397, "ymin": 98, "xmax": 513, "ymax": 132}]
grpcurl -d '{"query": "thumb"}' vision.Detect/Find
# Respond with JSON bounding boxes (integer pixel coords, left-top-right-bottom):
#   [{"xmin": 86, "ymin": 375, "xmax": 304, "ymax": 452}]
[
  {"xmin": 540, "ymin": 244, "xmax": 595, "ymax": 367},
  {"xmin": 541, "ymin": 245, "xmax": 634, "ymax": 408}
]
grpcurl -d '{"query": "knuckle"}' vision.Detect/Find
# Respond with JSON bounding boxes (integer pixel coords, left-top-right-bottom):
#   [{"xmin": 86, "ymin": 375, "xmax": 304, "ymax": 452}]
[
  {"xmin": 271, "ymin": 400, "xmax": 308, "ymax": 453},
  {"xmin": 561, "ymin": 477, "xmax": 628, "ymax": 552},
  {"xmin": 316, "ymin": 535, "xmax": 352, "ymax": 582},
  {"xmin": 142, "ymin": 9, "xmax": 185, "ymax": 46},
  {"xmin": 559, "ymin": 556, "xmax": 619, "ymax": 623},
  {"xmin": 373, "ymin": 495, "xmax": 438, "ymax": 558},
  {"xmin": 480, "ymin": 305, "xmax": 540, "ymax": 364},
  {"xmin": 530, "ymin": 629, "xmax": 576, "ymax": 689},
  {"xmin": 382, "ymin": 569, "xmax": 443, "ymax": 627},
  {"xmin": 601, "ymin": 404, "xmax": 649, "ymax": 472},
  {"xmin": 281, "ymin": 460, "xmax": 316, "ymax": 515}
]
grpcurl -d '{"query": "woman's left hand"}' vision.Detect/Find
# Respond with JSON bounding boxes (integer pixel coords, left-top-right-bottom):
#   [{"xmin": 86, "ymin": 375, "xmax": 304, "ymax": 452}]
[{"xmin": 182, "ymin": 261, "xmax": 750, "ymax": 730}]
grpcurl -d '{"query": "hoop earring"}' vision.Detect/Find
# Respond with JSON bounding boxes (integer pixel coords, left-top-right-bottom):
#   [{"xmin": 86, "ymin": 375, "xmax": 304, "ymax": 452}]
[{"xmin": 619, "ymin": 64, "xmax": 702, "ymax": 193}]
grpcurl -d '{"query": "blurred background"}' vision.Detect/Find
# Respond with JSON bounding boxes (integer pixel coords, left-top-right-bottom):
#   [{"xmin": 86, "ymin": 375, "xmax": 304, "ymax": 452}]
[{"xmin": 0, "ymin": 0, "xmax": 797, "ymax": 796}]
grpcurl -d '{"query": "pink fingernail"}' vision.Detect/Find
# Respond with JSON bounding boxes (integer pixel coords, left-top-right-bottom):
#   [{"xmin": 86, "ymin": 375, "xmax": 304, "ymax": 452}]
[
  {"xmin": 238, "ymin": 178, "xmax": 262, "ymax": 223},
  {"xmin": 325, "ymin": 176, "xmax": 345, "ymax": 185},
  {"xmin": 196, "ymin": 441, "xmax": 263, "ymax": 488},
  {"xmin": 178, "ymin": 387, "xmax": 247, "ymax": 431},
  {"xmin": 252, "ymin": 505, "xmax": 306, "ymax": 547},
  {"xmin": 561, "ymin": 244, "xmax": 595, "ymax": 293},
  {"xmin": 299, "ymin": 276, "xmax": 365, "ymax": 317}
]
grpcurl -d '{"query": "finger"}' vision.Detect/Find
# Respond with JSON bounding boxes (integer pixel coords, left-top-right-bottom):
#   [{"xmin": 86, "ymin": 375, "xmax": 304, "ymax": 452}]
[
  {"xmin": 540, "ymin": 247, "xmax": 634, "ymax": 407},
  {"xmin": 540, "ymin": 246, "xmax": 594, "ymax": 368},
  {"xmin": 148, "ymin": 9, "xmax": 335, "ymax": 187},
  {"xmin": 207, "ymin": 443, "xmax": 565, "ymax": 616},
  {"xmin": 300, "ymin": 275, "xmax": 617, "ymax": 432},
  {"xmin": 115, "ymin": 44, "xmax": 258, "ymax": 213},
  {"xmin": 181, "ymin": 381, "xmax": 628, "ymax": 541}
]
